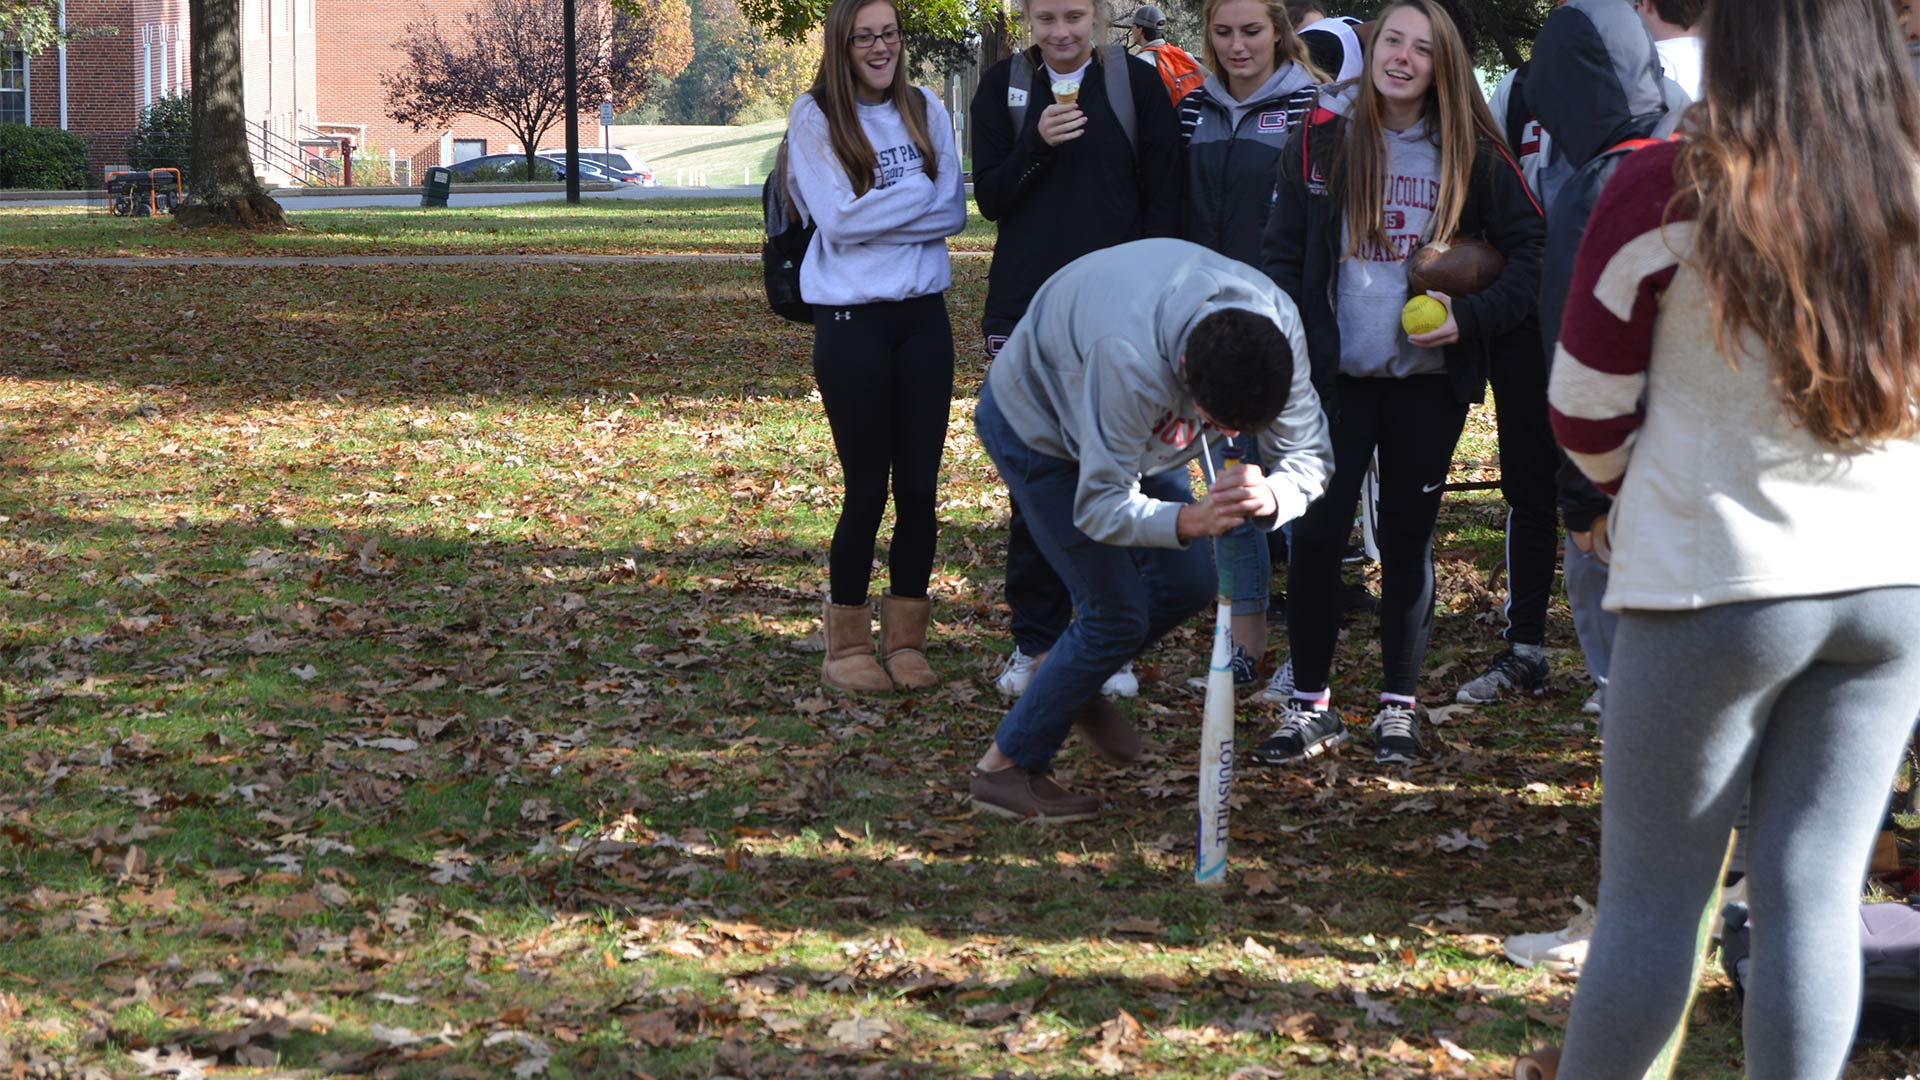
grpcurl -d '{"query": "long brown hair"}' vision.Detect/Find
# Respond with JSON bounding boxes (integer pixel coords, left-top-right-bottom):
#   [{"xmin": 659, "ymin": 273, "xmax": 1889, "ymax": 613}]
[
  {"xmin": 1199, "ymin": 0, "xmax": 1329, "ymax": 85},
  {"xmin": 1336, "ymin": 0, "xmax": 1504, "ymax": 258},
  {"xmin": 806, "ymin": 0, "xmax": 939, "ymax": 198},
  {"xmin": 1675, "ymin": 0, "xmax": 1920, "ymax": 446}
]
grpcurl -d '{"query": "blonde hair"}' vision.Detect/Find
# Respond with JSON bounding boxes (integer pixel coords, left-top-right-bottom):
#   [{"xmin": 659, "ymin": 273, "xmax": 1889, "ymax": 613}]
[
  {"xmin": 806, "ymin": 0, "xmax": 938, "ymax": 197},
  {"xmin": 1337, "ymin": 0, "xmax": 1506, "ymax": 257},
  {"xmin": 1199, "ymin": 0, "xmax": 1329, "ymax": 84}
]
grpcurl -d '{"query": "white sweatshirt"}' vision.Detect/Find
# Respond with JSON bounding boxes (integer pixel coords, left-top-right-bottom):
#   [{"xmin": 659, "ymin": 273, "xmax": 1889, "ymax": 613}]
[{"xmin": 785, "ymin": 88, "xmax": 968, "ymax": 307}]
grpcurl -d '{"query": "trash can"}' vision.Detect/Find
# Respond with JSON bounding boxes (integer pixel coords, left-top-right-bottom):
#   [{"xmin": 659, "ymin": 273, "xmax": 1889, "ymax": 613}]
[{"xmin": 420, "ymin": 166, "xmax": 452, "ymax": 208}]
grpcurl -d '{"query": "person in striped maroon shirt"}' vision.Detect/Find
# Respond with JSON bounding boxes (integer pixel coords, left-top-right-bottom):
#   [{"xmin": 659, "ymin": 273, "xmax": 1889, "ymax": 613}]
[{"xmin": 1547, "ymin": 0, "xmax": 1920, "ymax": 1073}]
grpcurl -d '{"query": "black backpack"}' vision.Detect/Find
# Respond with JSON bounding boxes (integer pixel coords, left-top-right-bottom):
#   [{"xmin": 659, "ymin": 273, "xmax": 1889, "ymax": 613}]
[{"xmin": 762, "ymin": 136, "xmax": 815, "ymax": 323}]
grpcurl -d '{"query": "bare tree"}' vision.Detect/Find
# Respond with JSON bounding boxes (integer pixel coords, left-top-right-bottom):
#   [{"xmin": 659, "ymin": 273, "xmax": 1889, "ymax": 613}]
[
  {"xmin": 383, "ymin": 0, "xmax": 691, "ymax": 180},
  {"xmin": 179, "ymin": 0, "xmax": 284, "ymax": 227}
]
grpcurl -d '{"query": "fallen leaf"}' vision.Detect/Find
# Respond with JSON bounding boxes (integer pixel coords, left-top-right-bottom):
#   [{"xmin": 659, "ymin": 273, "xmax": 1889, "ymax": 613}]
[
  {"xmin": 1243, "ymin": 870, "xmax": 1281, "ymax": 896},
  {"xmin": 826, "ymin": 1013, "xmax": 891, "ymax": 1050}
]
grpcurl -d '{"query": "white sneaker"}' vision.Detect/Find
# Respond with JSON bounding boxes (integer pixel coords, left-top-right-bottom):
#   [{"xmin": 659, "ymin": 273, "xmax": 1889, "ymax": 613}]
[
  {"xmin": 995, "ymin": 647, "xmax": 1041, "ymax": 698},
  {"xmin": 1582, "ymin": 681, "xmax": 1606, "ymax": 716},
  {"xmin": 1502, "ymin": 897, "xmax": 1596, "ymax": 976},
  {"xmin": 1254, "ymin": 656, "xmax": 1295, "ymax": 704},
  {"xmin": 1102, "ymin": 661, "xmax": 1139, "ymax": 698}
]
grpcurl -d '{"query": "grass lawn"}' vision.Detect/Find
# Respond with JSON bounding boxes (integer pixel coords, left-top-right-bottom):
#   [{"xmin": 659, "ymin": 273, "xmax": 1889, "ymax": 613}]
[
  {"xmin": 610, "ymin": 122, "xmax": 789, "ymax": 188},
  {"xmin": 0, "ymin": 198, "xmax": 999, "ymax": 259},
  {"xmin": 2, "ymin": 214, "xmax": 1916, "ymax": 1079}
]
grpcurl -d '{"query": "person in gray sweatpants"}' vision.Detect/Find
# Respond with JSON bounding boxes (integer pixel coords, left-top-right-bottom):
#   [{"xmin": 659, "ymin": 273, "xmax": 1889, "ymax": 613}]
[{"xmin": 1545, "ymin": 0, "xmax": 1920, "ymax": 1073}]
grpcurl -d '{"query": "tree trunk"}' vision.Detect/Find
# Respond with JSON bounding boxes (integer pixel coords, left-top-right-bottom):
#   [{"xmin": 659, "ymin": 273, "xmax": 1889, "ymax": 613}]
[
  {"xmin": 979, "ymin": 0, "xmax": 1013, "ymax": 68},
  {"xmin": 180, "ymin": 0, "xmax": 287, "ymax": 228}
]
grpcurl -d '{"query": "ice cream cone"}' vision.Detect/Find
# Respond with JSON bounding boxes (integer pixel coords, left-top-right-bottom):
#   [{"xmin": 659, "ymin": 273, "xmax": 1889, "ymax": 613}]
[{"xmin": 1052, "ymin": 80, "xmax": 1081, "ymax": 105}]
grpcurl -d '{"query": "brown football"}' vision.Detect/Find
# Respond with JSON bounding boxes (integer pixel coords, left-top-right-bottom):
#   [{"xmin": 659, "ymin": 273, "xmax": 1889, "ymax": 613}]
[{"xmin": 1406, "ymin": 238, "xmax": 1506, "ymax": 296}]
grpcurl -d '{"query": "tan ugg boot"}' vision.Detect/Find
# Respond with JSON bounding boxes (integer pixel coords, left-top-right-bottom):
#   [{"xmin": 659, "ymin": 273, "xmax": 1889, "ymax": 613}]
[
  {"xmin": 879, "ymin": 592, "xmax": 939, "ymax": 690},
  {"xmin": 822, "ymin": 601, "xmax": 892, "ymax": 693}
]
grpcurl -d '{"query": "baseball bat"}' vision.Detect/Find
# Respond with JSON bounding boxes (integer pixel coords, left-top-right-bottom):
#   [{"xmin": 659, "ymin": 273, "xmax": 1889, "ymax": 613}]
[{"xmin": 1195, "ymin": 439, "xmax": 1236, "ymax": 888}]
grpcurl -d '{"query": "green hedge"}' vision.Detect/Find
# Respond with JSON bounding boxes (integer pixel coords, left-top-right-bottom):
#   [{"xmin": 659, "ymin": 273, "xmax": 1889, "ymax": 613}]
[
  {"xmin": 127, "ymin": 93, "xmax": 193, "ymax": 183},
  {"xmin": 0, "ymin": 124, "xmax": 91, "ymax": 189}
]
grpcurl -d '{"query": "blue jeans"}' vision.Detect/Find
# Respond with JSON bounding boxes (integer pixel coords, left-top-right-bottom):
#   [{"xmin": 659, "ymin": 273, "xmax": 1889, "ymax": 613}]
[
  {"xmin": 1564, "ymin": 533, "xmax": 1617, "ymax": 683},
  {"xmin": 1204, "ymin": 436, "xmax": 1271, "ymax": 617},
  {"xmin": 976, "ymin": 383, "xmax": 1214, "ymax": 773}
]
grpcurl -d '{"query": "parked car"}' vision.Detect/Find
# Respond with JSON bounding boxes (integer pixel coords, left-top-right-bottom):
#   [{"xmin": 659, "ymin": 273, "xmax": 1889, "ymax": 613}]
[
  {"xmin": 536, "ymin": 154, "xmax": 647, "ymax": 186},
  {"xmin": 443, "ymin": 153, "xmax": 568, "ymax": 182},
  {"xmin": 538, "ymin": 148, "xmax": 657, "ymax": 186}
]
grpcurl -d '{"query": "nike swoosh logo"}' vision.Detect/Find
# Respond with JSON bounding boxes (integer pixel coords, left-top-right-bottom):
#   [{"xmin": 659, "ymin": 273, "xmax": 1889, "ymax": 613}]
[{"xmin": 1422, "ymin": 481, "xmax": 1445, "ymax": 493}]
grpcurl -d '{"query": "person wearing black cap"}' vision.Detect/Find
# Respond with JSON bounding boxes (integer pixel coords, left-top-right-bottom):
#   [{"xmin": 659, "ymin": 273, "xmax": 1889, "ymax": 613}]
[{"xmin": 1128, "ymin": 2, "xmax": 1169, "ymax": 46}]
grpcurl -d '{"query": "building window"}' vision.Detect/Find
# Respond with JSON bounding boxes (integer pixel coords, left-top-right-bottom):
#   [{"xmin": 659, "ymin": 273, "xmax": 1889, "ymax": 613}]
[{"xmin": 0, "ymin": 44, "xmax": 25, "ymax": 126}]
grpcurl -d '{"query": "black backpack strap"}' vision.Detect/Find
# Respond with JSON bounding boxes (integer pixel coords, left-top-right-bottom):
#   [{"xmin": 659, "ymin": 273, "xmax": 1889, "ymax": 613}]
[
  {"xmin": 1100, "ymin": 43, "xmax": 1137, "ymax": 153},
  {"xmin": 1008, "ymin": 51, "xmax": 1034, "ymax": 134}
]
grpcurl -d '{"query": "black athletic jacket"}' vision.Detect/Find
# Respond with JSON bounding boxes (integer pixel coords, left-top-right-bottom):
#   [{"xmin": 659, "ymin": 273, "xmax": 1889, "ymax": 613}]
[
  {"xmin": 970, "ymin": 46, "xmax": 1182, "ymax": 331},
  {"xmin": 1529, "ymin": 0, "xmax": 1689, "ymax": 531},
  {"xmin": 1257, "ymin": 95, "xmax": 1545, "ymax": 414},
  {"xmin": 1176, "ymin": 68, "xmax": 1319, "ymax": 267}
]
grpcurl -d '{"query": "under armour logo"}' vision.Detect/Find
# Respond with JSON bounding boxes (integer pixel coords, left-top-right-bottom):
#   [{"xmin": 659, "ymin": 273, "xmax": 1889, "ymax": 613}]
[{"xmin": 833, "ymin": 310, "xmax": 852, "ymax": 321}]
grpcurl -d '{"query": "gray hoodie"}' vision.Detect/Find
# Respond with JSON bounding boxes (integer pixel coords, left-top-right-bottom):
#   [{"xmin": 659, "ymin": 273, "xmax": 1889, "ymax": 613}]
[
  {"xmin": 1198, "ymin": 64, "xmax": 1318, "ymax": 132},
  {"xmin": 985, "ymin": 239, "xmax": 1334, "ymax": 549},
  {"xmin": 1336, "ymin": 117, "xmax": 1445, "ymax": 379}
]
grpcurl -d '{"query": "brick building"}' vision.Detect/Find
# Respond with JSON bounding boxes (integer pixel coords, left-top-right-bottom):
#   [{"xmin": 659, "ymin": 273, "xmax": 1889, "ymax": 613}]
[
  {"xmin": 13, "ymin": 0, "xmax": 607, "ymax": 184},
  {"xmin": 17, "ymin": 0, "xmax": 191, "ymax": 180}
]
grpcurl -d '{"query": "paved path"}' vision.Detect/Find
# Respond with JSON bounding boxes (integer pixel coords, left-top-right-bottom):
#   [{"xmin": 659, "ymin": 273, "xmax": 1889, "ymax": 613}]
[
  {"xmin": 1, "ymin": 252, "xmax": 757, "ymax": 268},
  {"xmin": 5, "ymin": 185, "xmax": 758, "ymax": 211},
  {"xmin": 1, "ymin": 250, "xmax": 990, "ymax": 268}
]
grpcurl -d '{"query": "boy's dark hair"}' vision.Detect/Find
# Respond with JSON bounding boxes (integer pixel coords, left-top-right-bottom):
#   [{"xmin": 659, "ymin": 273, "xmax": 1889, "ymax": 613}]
[
  {"xmin": 1648, "ymin": 0, "xmax": 1704, "ymax": 27},
  {"xmin": 1284, "ymin": 0, "xmax": 1328, "ymax": 22},
  {"xmin": 1183, "ymin": 308, "xmax": 1294, "ymax": 433}
]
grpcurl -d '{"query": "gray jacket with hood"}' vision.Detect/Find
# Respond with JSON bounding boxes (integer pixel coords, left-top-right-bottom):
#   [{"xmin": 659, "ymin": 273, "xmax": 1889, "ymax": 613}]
[
  {"xmin": 985, "ymin": 238, "xmax": 1335, "ymax": 550},
  {"xmin": 1529, "ymin": 0, "xmax": 1690, "ymax": 531}
]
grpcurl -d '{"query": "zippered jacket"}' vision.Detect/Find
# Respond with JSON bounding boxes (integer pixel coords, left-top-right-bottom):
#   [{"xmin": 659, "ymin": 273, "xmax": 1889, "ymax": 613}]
[
  {"xmin": 1176, "ymin": 66, "xmax": 1318, "ymax": 266},
  {"xmin": 1256, "ymin": 87, "xmax": 1545, "ymax": 414}
]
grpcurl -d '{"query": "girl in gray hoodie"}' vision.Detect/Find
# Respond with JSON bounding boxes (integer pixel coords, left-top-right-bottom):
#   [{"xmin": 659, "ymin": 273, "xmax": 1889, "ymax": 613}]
[{"xmin": 785, "ymin": 0, "xmax": 968, "ymax": 696}]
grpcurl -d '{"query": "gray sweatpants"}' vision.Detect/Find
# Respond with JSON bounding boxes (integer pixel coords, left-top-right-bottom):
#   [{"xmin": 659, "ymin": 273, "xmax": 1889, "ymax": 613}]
[{"xmin": 1558, "ymin": 587, "xmax": 1920, "ymax": 1080}]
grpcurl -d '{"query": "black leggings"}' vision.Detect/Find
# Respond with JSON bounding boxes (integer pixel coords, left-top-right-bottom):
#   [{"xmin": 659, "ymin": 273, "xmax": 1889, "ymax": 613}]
[
  {"xmin": 812, "ymin": 294, "xmax": 955, "ymax": 606},
  {"xmin": 1487, "ymin": 326, "xmax": 1561, "ymax": 647},
  {"xmin": 1288, "ymin": 374, "xmax": 1469, "ymax": 697}
]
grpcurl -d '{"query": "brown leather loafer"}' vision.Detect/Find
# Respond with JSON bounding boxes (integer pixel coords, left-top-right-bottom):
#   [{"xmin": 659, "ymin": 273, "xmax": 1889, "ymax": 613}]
[
  {"xmin": 969, "ymin": 766, "xmax": 1100, "ymax": 824},
  {"xmin": 1075, "ymin": 696, "xmax": 1141, "ymax": 764}
]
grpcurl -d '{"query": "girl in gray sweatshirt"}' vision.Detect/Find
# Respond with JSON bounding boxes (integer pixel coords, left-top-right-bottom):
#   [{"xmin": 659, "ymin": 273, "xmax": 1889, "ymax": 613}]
[{"xmin": 784, "ymin": 0, "xmax": 968, "ymax": 696}]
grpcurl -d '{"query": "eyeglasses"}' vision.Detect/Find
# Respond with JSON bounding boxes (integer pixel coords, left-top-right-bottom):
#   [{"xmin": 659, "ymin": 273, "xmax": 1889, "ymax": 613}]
[{"xmin": 849, "ymin": 27, "xmax": 900, "ymax": 49}]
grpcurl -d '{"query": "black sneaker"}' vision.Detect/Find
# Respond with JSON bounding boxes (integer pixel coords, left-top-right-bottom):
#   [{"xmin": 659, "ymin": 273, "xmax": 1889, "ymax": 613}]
[
  {"xmin": 1454, "ymin": 647, "xmax": 1550, "ymax": 704},
  {"xmin": 1185, "ymin": 644, "xmax": 1259, "ymax": 694},
  {"xmin": 1250, "ymin": 705, "xmax": 1347, "ymax": 765},
  {"xmin": 1370, "ymin": 702, "xmax": 1424, "ymax": 765},
  {"xmin": 1339, "ymin": 580, "xmax": 1380, "ymax": 616}
]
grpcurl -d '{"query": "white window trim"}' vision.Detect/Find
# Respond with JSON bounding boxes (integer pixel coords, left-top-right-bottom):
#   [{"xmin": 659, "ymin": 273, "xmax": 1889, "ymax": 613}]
[
  {"xmin": 175, "ymin": 22, "xmax": 186, "ymax": 88},
  {"xmin": 141, "ymin": 27, "xmax": 152, "ymax": 109},
  {"xmin": 157, "ymin": 35, "xmax": 167, "ymax": 96},
  {"xmin": 1, "ymin": 42, "xmax": 28, "ymax": 126}
]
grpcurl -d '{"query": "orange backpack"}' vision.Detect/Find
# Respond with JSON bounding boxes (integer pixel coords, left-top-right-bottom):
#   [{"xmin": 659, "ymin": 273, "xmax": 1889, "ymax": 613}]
[{"xmin": 1141, "ymin": 43, "xmax": 1205, "ymax": 107}]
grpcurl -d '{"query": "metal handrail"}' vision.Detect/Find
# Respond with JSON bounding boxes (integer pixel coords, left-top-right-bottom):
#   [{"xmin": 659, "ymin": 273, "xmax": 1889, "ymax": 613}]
[{"xmin": 252, "ymin": 119, "xmax": 343, "ymax": 186}]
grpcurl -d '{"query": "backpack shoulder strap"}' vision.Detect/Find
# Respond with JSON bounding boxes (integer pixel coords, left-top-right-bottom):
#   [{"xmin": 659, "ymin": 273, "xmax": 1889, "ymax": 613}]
[
  {"xmin": 1008, "ymin": 51, "xmax": 1034, "ymax": 134},
  {"xmin": 1100, "ymin": 43, "xmax": 1138, "ymax": 153}
]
